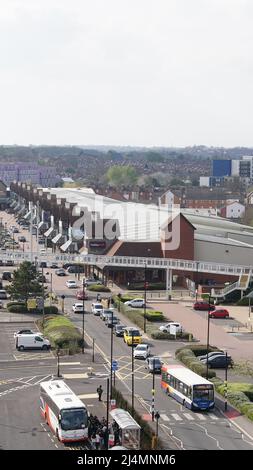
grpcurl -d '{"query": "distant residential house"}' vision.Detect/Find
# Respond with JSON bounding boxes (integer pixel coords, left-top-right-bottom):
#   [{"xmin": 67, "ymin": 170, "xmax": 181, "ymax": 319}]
[
  {"xmin": 159, "ymin": 190, "xmax": 180, "ymax": 207},
  {"xmin": 246, "ymin": 190, "xmax": 253, "ymax": 205},
  {"xmin": 220, "ymin": 201, "xmax": 245, "ymax": 219}
]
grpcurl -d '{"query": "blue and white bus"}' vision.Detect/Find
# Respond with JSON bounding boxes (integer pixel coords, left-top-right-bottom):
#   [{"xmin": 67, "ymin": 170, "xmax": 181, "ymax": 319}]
[{"xmin": 161, "ymin": 364, "xmax": 215, "ymax": 411}]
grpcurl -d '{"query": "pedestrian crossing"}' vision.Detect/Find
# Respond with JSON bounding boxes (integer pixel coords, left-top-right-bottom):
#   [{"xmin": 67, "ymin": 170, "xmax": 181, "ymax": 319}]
[{"xmin": 159, "ymin": 411, "xmax": 220, "ymax": 423}]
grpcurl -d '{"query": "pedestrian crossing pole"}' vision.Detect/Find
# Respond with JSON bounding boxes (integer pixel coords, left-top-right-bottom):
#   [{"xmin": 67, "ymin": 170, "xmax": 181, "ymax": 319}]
[{"xmin": 151, "ymin": 388, "xmax": 155, "ymax": 421}]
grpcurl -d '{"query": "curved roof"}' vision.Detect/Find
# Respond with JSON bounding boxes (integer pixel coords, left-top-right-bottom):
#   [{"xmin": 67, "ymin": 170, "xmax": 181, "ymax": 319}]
[{"xmin": 110, "ymin": 408, "xmax": 140, "ymax": 430}]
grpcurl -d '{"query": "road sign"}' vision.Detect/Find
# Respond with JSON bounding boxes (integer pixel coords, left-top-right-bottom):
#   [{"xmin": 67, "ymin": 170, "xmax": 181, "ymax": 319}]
[
  {"xmin": 27, "ymin": 299, "xmax": 37, "ymax": 310},
  {"xmin": 112, "ymin": 360, "xmax": 118, "ymax": 371}
]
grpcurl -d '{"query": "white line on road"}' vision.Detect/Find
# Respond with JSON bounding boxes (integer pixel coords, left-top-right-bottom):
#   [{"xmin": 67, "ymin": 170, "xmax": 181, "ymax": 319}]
[
  {"xmin": 195, "ymin": 414, "xmax": 207, "ymax": 420},
  {"xmin": 209, "ymin": 413, "xmax": 218, "ymax": 420},
  {"xmin": 59, "ymin": 362, "xmax": 81, "ymax": 366},
  {"xmin": 183, "ymin": 413, "xmax": 194, "ymax": 421},
  {"xmin": 171, "ymin": 413, "xmax": 182, "ymax": 421},
  {"xmin": 160, "ymin": 414, "xmax": 170, "ymax": 422}
]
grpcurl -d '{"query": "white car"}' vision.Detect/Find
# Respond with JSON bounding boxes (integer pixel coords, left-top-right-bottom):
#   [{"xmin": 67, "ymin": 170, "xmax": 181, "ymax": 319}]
[
  {"xmin": 66, "ymin": 280, "xmax": 78, "ymax": 289},
  {"xmin": 83, "ymin": 278, "xmax": 103, "ymax": 287},
  {"xmin": 91, "ymin": 303, "xmax": 104, "ymax": 315},
  {"xmin": 159, "ymin": 322, "xmax": 182, "ymax": 334},
  {"xmin": 124, "ymin": 298, "xmax": 145, "ymax": 308},
  {"xmin": 133, "ymin": 344, "xmax": 150, "ymax": 359},
  {"xmin": 72, "ymin": 303, "xmax": 85, "ymax": 313}
]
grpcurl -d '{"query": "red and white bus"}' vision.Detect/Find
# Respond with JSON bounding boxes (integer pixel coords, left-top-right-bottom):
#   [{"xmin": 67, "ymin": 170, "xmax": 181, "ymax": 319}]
[{"xmin": 40, "ymin": 380, "xmax": 88, "ymax": 443}]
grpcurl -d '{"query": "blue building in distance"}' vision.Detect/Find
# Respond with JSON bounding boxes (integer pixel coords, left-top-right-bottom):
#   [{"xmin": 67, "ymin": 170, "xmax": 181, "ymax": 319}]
[{"xmin": 212, "ymin": 160, "xmax": 232, "ymax": 177}]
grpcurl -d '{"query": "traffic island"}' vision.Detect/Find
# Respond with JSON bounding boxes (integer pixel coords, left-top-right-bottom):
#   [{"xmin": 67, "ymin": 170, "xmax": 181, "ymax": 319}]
[{"xmin": 38, "ymin": 315, "xmax": 88, "ymax": 354}]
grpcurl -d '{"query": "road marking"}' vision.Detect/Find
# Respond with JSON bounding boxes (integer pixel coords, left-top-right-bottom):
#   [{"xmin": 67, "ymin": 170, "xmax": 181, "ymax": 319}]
[
  {"xmin": 78, "ymin": 393, "xmax": 98, "ymax": 399},
  {"xmin": 171, "ymin": 413, "xmax": 182, "ymax": 421},
  {"xmin": 63, "ymin": 373, "xmax": 88, "ymax": 379},
  {"xmin": 183, "ymin": 413, "xmax": 194, "ymax": 421},
  {"xmin": 209, "ymin": 413, "xmax": 218, "ymax": 420},
  {"xmin": 160, "ymin": 413, "xmax": 170, "ymax": 422},
  {"xmin": 195, "ymin": 414, "xmax": 207, "ymax": 420},
  {"xmin": 59, "ymin": 362, "xmax": 81, "ymax": 366}
]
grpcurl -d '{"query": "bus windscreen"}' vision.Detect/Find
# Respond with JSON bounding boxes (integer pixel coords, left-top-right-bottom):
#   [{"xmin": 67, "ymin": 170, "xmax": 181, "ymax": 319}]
[{"xmin": 60, "ymin": 408, "xmax": 88, "ymax": 431}]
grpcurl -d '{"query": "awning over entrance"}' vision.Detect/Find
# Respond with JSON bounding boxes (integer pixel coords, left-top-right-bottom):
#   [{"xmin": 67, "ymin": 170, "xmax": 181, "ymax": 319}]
[
  {"xmin": 60, "ymin": 239, "xmax": 73, "ymax": 252},
  {"xmin": 52, "ymin": 233, "xmax": 64, "ymax": 244},
  {"xmin": 44, "ymin": 227, "xmax": 54, "ymax": 238}
]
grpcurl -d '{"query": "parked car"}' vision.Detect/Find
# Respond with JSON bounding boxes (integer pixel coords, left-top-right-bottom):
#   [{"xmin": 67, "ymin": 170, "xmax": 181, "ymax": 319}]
[
  {"xmin": 39, "ymin": 261, "xmax": 47, "ymax": 268},
  {"xmin": 18, "ymin": 236, "xmax": 26, "ymax": 242},
  {"xmin": 15, "ymin": 334, "xmax": 50, "ymax": 351},
  {"xmin": 209, "ymin": 308, "xmax": 229, "ymax": 319},
  {"xmin": 5, "ymin": 260, "xmax": 14, "ymax": 266},
  {"xmin": 12, "ymin": 228, "xmax": 19, "ymax": 233},
  {"xmin": 105, "ymin": 316, "xmax": 119, "ymax": 327},
  {"xmin": 50, "ymin": 263, "xmax": 58, "ymax": 269},
  {"xmin": 55, "ymin": 268, "xmax": 66, "ymax": 276},
  {"xmin": 133, "ymin": 344, "xmax": 150, "ymax": 359},
  {"xmin": 114, "ymin": 324, "xmax": 127, "ymax": 337},
  {"xmin": 100, "ymin": 308, "xmax": 115, "ymax": 321},
  {"xmin": 201, "ymin": 355, "xmax": 233, "ymax": 369},
  {"xmin": 67, "ymin": 265, "xmax": 85, "ymax": 274},
  {"xmin": 193, "ymin": 301, "xmax": 215, "ymax": 311},
  {"xmin": 0, "ymin": 290, "xmax": 7, "ymax": 299},
  {"xmin": 13, "ymin": 329, "xmax": 35, "ymax": 338},
  {"xmin": 91, "ymin": 303, "xmax": 104, "ymax": 315},
  {"xmin": 123, "ymin": 327, "xmax": 142, "ymax": 346},
  {"xmin": 124, "ymin": 298, "xmax": 145, "ymax": 308},
  {"xmin": 83, "ymin": 278, "xmax": 103, "ymax": 287},
  {"xmin": 66, "ymin": 280, "xmax": 78, "ymax": 289},
  {"xmin": 76, "ymin": 290, "xmax": 88, "ymax": 300},
  {"xmin": 2, "ymin": 271, "xmax": 12, "ymax": 281},
  {"xmin": 38, "ymin": 239, "xmax": 45, "ymax": 245},
  {"xmin": 159, "ymin": 322, "xmax": 182, "ymax": 334},
  {"xmin": 72, "ymin": 303, "xmax": 86, "ymax": 313},
  {"xmin": 145, "ymin": 357, "xmax": 163, "ymax": 373},
  {"xmin": 198, "ymin": 351, "xmax": 225, "ymax": 361}
]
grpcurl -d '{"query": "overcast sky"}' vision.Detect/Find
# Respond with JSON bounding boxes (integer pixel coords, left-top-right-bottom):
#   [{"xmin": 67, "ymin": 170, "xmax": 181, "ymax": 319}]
[{"xmin": 0, "ymin": 0, "xmax": 252, "ymax": 147}]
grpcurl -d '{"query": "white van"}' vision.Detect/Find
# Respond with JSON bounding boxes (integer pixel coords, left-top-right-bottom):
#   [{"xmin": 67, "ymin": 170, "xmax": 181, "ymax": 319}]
[{"xmin": 16, "ymin": 334, "xmax": 51, "ymax": 351}]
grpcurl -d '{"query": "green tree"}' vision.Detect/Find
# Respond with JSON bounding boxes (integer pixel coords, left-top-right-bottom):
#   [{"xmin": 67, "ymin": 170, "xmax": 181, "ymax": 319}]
[
  {"xmin": 6, "ymin": 261, "xmax": 44, "ymax": 308},
  {"xmin": 106, "ymin": 165, "xmax": 138, "ymax": 187}
]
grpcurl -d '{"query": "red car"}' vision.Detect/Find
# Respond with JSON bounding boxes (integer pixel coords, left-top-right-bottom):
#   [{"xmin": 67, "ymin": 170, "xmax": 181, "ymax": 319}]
[
  {"xmin": 193, "ymin": 301, "xmax": 215, "ymax": 311},
  {"xmin": 209, "ymin": 308, "xmax": 229, "ymax": 319},
  {"xmin": 76, "ymin": 290, "xmax": 88, "ymax": 300}
]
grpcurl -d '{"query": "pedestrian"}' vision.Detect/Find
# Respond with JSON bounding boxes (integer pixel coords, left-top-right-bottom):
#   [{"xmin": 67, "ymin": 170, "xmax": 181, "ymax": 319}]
[
  {"xmin": 95, "ymin": 432, "xmax": 101, "ymax": 449},
  {"xmin": 107, "ymin": 297, "xmax": 110, "ymax": 308},
  {"xmin": 97, "ymin": 293, "xmax": 101, "ymax": 302},
  {"xmin": 97, "ymin": 385, "xmax": 103, "ymax": 401},
  {"xmin": 91, "ymin": 433, "xmax": 96, "ymax": 449}
]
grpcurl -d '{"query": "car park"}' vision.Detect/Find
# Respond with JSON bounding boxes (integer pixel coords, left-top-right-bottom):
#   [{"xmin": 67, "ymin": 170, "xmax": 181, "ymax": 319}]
[
  {"xmin": 76, "ymin": 290, "xmax": 88, "ymax": 300},
  {"xmin": 201, "ymin": 355, "xmax": 233, "ymax": 368},
  {"xmin": 133, "ymin": 344, "xmax": 150, "ymax": 359},
  {"xmin": 15, "ymin": 334, "xmax": 50, "ymax": 351},
  {"xmin": 91, "ymin": 303, "xmax": 104, "ymax": 315},
  {"xmin": 72, "ymin": 303, "xmax": 86, "ymax": 313},
  {"xmin": 55, "ymin": 268, "xmax": 66, "ymax": 276},
  {"xmin": 123, "ymin": 327, "xmax": 142, "ymax": 346},
  {"xmin": 193, "ymin": 301, "xmax": 215, "ymax": 311},
  {"xmin": 159, "ymin": 322, "xmax": 182, "ymax": 333},
  {"xmin": 0, "ymin": 290, "xmax": 7, "ymax": 299},
  {"xmin": 145, "ymin": 357, "xmax": 163, "ymax": 373},
  {"xmin": 209, "ymin": 308, "xmax": 229, "ymax": 319},
  {"xmin": 66, "ymin": 280, "xmax": 78, "ymax": 288},
  {"xmin": 124, "ymin": 298, "xmax": 145, "ymax": 308},
  {"xmin": 114, "ymin": 324, "xmax": 127, "ymax": 337}
]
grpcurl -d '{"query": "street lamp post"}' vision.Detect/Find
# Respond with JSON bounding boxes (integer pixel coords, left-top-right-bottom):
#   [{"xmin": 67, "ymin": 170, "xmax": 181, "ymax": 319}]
[
  {"xmin": 57, "ymin": 348, "xmax": 61, "ymax": 378},
  {"xmin": 42, "ymin": 266, "xmax": 45, "ymax": 328},
  {"xmin": 106, "ymin": 377, "xmax": 110, "ymax": 450},
  {"xmin": 151, "ymin": 368, "xmax": 155, "ymax": 421},
  {"xmin": 61, "ymin": 294, "xmax": 65, "ymax": 314},
  {"xmin": 155, "ymin": 411, "xmax": 160, "ymax": 449},
  {"xmin": 206, "ymin": 294, "xmax": 211, "ymax": 380},
  {"xmin": 82, "ymin": 281, "xmax": 85, "ymax": 354},
  {"xmin": 249, "ymin": 296, "xmax": 251, "ymax": 323},
  {"xmin": 224, "ymin": 351, "xmax": 228, "ymax": 411},
  {"xmin": 195, "ymin": 261, "xmax": 199, "ymax": 301},
  {"xmin": 144, "ymin": 263, "xmax": 147, "ymax": 333},
  {"xmin": 131, "ymin": 333, "xmax": 135, "ymax": 416},
  {"xmin": 110, "ymin": 309, "xmax": 114, "ymax": 399}
]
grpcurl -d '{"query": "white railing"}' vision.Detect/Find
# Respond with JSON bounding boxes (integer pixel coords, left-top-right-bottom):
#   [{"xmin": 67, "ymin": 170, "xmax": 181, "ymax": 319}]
[
  {"xmin": 1, "ymin": 249, "xmax": 253, "ymax": 276},
  {"xmin": 211, "ymin": 272, "xmax": 251, "ymax": 298}
]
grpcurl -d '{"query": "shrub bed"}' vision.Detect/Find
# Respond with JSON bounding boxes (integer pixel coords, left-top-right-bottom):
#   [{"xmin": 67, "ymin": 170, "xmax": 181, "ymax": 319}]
[
  {"xmin": 144, "ymin": 310, "xmax": 164, "ymax": 322},
  {"xmin": 39, "ymin": 315, "xmax": 84, "ymax": 354},
  {"xmin": 237, "ymin": 296, "xmax": 251, "ymax": 306},
  {"xmin": 44, "ymin": 306, "xmax": 58, "ymax": 315},
  {"xmin": 87, "ymin": 285, "xmax": 111, "ymax": 292},
  {"xmin": 175, "ymin": 346, "xmax": 216, "ymax": 379},
  {"xmin": 216, "ymin": 383, "xmax": 253, "ymax": 421},
  {"xmin": 8, "ymin": 304, "xmax": 28, "ymax": 313},
  {"xmin": 7, "ymin": 301, "xmax": 25, "ymax": 308},
  {"xmin": 176, "ymin": 344, "xmax": 220, "ymax": 357}
]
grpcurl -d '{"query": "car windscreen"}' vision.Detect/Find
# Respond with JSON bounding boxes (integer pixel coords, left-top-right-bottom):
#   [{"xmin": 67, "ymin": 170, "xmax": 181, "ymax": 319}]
[
  {"xmin": 94, "ymin": 304, "xmax": 103, "ymax": 309},
  {"xmin": 129, "ymin": 330, "xmax": 140, "ymax": 336},
  {"xmin": 60, "ymin": 408, "xmax": 88, "ymax": 431}
]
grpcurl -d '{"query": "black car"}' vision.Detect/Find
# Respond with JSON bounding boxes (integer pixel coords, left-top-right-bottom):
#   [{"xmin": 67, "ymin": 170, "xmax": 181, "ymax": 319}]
[
  {"xmin": 203, "ymin": 355, "xmax": 233, "ymax": 369},
  {"xmin": 114, "ymin": 325, "xmax": 127, "ymax": 337},
  {"xmin": 2, "ymin": 271, "xmax": 12, "ymax": 281},
  {"xmin": 145, "ymin": 357, "xmax": 163, "ymax": 374},
  {"xmin": 39, "ymin": 262, "xmax": 47, "ymax": 268},
  {"xmin": 5, "ymin": 260, "xmax": 14, "ymax": 266}
]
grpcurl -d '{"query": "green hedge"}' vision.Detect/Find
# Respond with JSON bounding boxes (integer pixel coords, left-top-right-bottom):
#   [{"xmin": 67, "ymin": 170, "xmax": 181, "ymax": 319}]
[
  {"xmin": 8, "ymin": 304, "xmax": 28, "ymax": 313},
  {"xmin": 39, "ymin": 315, "xmax": 84, "ymax": 354},
  {"xmin": 144, "ymin": 310, "xmax": 164, "ymax": 322},
  {"xmin": 7, "ymin": 301, "xmax": 25, "ymax": 308},
  {"xmin": 87, "ymin": 285, "xmax": 111, "ymax": 292},
  {"xmin": 44, "ymin": 306, "xmax": 58, "ymax": 315},
  {"xmin": 237, "ymin": 296, "xmax": 251, "ymax": 306},
  {"xmin": 118, "ymin": 295, "xmax": 138, "ymax": 303},
  {"xmin": 175, "ymin": 346, "xmax": 216, "ymax": 379},
  {"xmin": 176, "ymin": 344, "xmax": 220, "ymax": 357},
  {"xmin": 201, "ymin": 294, "xmax": 215, "ymax": 304},
  {"xmin": 216, "ymin": 383, "xmax": 253, "ymax": 421},
  {"xmin": 151, "ymin": 331, "xmax": 193, "ymax": 340}
]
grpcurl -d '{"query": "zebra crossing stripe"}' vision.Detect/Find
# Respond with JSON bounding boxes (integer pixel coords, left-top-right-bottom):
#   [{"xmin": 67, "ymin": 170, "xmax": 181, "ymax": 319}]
[
  {"xmin": 160, "ymin": 413, "xmax": 170, "ymax": 422},
  {"xmin": 183, "ymin": 413, "xmax": 194, "ymax": 421},
  {"xmin": 171, "ymin": 413, "xmax": 182, "ymax": 421},
  {"xmin": 209, "ymin": 413, "xmax": 218, "ymax": 420},
  {"xmin": 195, "ymin": 414, "xmax": 207, "ymax": 420}
]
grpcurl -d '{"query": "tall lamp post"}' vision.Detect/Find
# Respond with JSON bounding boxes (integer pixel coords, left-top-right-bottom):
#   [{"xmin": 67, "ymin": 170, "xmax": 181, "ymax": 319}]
[
  {"xmin": 151, "ymin": 366, "xmax": 155, "ymax": 421},
  {"xmin": 131, "ymin": 332, "xmax": 135, "ymax": 415},
  {"xmin": 82, "ymin": 280, "xmax": 85, "ymax": 354},
  {"xmin": 144, "ymin": 263, "xmax": 147, "ymax": 333},
  {"xmin": 155, "ymin": 411, "xmax": 160, "ymax": 449},
  {"xmin": 195, "ymin": 261, "xmax": 199, "ymax": 301},
  {"xmin": 224, "ymin": 350, "xmax": 228, "ymax": 411},
  {"xmin": 206, "ymin": 294, "xmax": 211, "ymax": 380},
  {"xmin": 248, "ymin": 296, "xmax": 252, "ymax": 323},
  {"xmin": 110, "ymin": 309, "xmax": 114, "ymax": 399}
]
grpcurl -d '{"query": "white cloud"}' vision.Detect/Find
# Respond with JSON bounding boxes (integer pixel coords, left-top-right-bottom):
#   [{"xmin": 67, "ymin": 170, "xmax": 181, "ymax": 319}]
[{"xmin": 0, "ymin": 0, "xmax": 252, "ymax": 146}]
